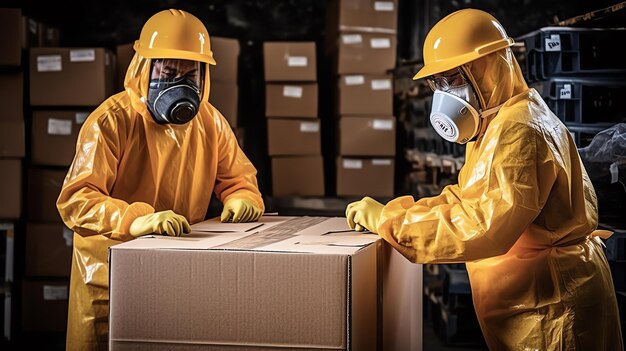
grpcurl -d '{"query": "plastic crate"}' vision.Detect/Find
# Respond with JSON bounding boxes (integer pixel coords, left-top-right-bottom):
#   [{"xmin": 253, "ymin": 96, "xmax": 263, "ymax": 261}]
[
  {"xmin": 517, "ymin": 27, "xmax": 626, "ymax": 82},
  {"xmin": 565, "ymin": 124, "xmax": 608, "ymax": 148},
  {"xmin": 534, "ymin": 77, "xmax": 626, "ymax": 126}
]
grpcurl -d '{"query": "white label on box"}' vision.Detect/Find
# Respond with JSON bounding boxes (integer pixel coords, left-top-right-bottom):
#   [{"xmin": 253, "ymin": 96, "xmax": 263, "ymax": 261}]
[
  {"xmin": 373, "ymin": 119, "xmax": 394, "ymax": 130},
  {"xmin": 610, "ymin": 162, "xmax": 619, "ymax": 184},
  {"xmin": 37, "ymin": 55, "xmax": 62, "ymax": 72},
  {"xmin": 370, "ymin": 38, "xmax": 391, "ymax": 49},
  {"xmin": 62, "ymin": 227, "xmax": 73, "ymax": 247},
  {"xmin": 43, "ymin": 285, "xmax": 68, "ymax": 301},
  {"xmin": 374, "ymin": 1, "xmax": 395, "ymax": 11},
  {"xmin": 342, "ymin": 34, "xmax": 363, "ymax": 44},
  {"xmin": 287, "ymin": 56, "xmax": 308, "ymax": 67},
  {"xmin": 545, "ymin": 34, "xmax": 561, "ymax": 52},
  {"xmin": 343, "ymin": 159, "xmax": 363, "ymax": 169},
  {"xmin": 372, "ymin": 159, "xmax": 392, "ymax": 166},
  {"xmin": 559, "ymin": 84, "xmax": 572, "ymax": 99},
  {"xmin": 283, "ymin": 85, "xmax": 303, "ymax": 98},
  {"xmin": 48, "ymin": 118, "xmax": 72, "ymax": 135},
  {"xmin": 70, "ymin": 49, "xmax": 96, "ymax": 62},
  {"xmin": 345, "ymin": 75, "xmax": 365, "ymax": 85},
  {"xmin": 300, "ymin": 122, "xmax": 319, "ymax": 133},
  {"xmin": 371, "ymin": 79, "xmax": 392, "ymax": 90},
  {"xmin": 28, "ymin": 19, "xmax": 37, "ymax": 34},
  {"xmin": 75, "ymin": 112, "xmax": 89, "ymax": 124}
]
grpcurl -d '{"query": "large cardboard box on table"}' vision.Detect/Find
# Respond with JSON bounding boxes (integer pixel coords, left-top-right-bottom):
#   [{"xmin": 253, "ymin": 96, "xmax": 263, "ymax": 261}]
[{"xmin": 109, "ymin": 216, "xmax": 422, "ymax": 350}]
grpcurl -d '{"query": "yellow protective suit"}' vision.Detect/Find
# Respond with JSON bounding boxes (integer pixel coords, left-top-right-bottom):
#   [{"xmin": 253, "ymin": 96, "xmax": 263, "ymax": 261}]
[
  {"xmin": 56, "ymin": 51, "xmax": 264, "ymax": 350},
  {"xmin": 377, "ymin": 49, "xmax": 623, "ymax": 349}
]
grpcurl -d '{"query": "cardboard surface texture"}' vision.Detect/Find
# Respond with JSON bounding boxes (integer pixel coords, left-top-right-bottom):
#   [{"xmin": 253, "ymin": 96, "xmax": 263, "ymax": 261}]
[
  {"xmin": 210, "ymin": 81, "xmax": 239, "ymax": 127},
  {"xmin": 109, "ymin": 216, "xmax": 422, "ymax": 350},
  {"xmin": 336, "ymin": 157, "xmax": 395, "ymax": 197},
  {"xmin": 338, "ymin": 74, "xmax": 393, "ymax": 115},
  {"xmin": 339, "ymin": 116, "xmax": 396, "ymax": 156},
  {"xmin": 30, "ymin": 47, "xmax": 115, "ymax": 106},
  {"xmin": 27, "ymin": 168, "xmax": 67, "ymax": 222},
  {"xmin": 263, "ymin": 42, "xmax": 317, "ymax": 82},
  {"xmin": 0, "ymin": 159, "xmax": 22, "ymax": 219},
  {"xmin": 336, "ymin": 33, "xmax": 396, "ymax": 74},
  {"xmin": 265, "ymin": 83, "xmax": 318, "ymax": 118},
  {"xmin": 211, "ymin": 36, "xmax": 240, "ymax": 83},
  {"xmin": 25, "ymin": 223, "xmax": 73, "ymax": 277},
  {"xmin": 271, "ymin": 156, "xmax": 325, "ymax": 197},
  {"xmin": 0, "ymin": 72, "xmax": 24, "ymax": 121},
  {"xmin": 267, "ymin": 119, "xmax": 321, "ymax": 156},
  {"xmin": 31, "ymin": 110, "xmax": 89, "ymax": 166},
  {"xmin": 0, "ymin": 8, "xmax": 22, "ymax": 66},
  {"xmin": 328, "ymin": 0, "xmax": 398, "ymax": 34}
]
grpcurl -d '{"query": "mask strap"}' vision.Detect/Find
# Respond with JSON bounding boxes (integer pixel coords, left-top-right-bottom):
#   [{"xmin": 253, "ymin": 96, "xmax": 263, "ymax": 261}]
[{"xmin": 480, "ymin": 103, "xmax": 504, "ymax": 118}]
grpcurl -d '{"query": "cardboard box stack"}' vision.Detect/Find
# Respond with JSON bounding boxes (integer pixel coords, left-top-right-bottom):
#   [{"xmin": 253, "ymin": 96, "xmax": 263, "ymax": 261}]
[
  {"xmin": 0, "ymin": 8, "xmax": 25, "ymax": 341},
  {"xmin": 327, "ymin": 0, "xmax": 398, "ymax": 197},
  {"xmin": 263, "ymin": 42, "xmax": 324, "ymax": 197},
  {"xmin": 24, "ymin": 45, "xmax": 115, "ymax": 334}
]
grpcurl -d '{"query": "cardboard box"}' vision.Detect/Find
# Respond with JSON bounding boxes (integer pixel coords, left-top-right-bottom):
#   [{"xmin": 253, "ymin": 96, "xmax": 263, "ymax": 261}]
[
  {"xmin": 25, "ymin": 223, "xmax": 73, "ymax": 277},
  {"xmin": 109, "ymin": 216, "xmax": 423, "ymax": 350},
  {"xmin": 0, "ymin": 8, "xmax": 22, "ymax": 66},
  {"xmin": 0, "ymin": 72, "xmax": 23, "ymax": 121},
  {"xmin": 272, "ymin": 156, "xmax": 324, "ymax": 197},
  {"xmin": 116, "ymin": 42, "xmax": 134, "ymax": 92},
  {"xmin": 209, "ymin": 81, "xmax": 238, "ymax": 127},
  {"xmin": 265, "ymin": 83, "xmax": 318, "ymax": 118},
  {"xmin": 336, "ymin": 33, "xmax": 396, "ymax": 74},
  {"xmin": 264, "ymin": 42, "xmax": 317, "ymax": 82},
  {"xmin": 0, "ymin": 120, "xmax": 25, "ymax": 158},
  {"xmin": 337, "ymin": 157, "xmax": 394, "ymax": 197},
  {"xmin": 339, "ymin": 116, "xmax": 396, "ymax": 156},
  {"xmin": 30, "ymin": 47, "xmax": 115, "ymax": 106},
  {"xmin": 328, "ymin": 0, "xmax": 398, "ymax": 34},
  {"xmin": 338, "ymin": 74, "xmax": 393, "ymax": 115},
  {"xmin": 211, "ymin": 36, "xmax": 240, "ymax": 83},
  {"xmin": 267, "ymin": 119, "xmax": 321, "ymax": 156},
  {"xmin": 27, "ymin": 168, "xmax": 67, "ymax": 222},
  {"xmin": 0, "ymin": 159, "xmax": 22, "ymax": 219},
  {"xmin": 21, "ymin": 279, "xmax": 68, "ymax": 332},
  {"xmin": 31, "ymin": 110, "xmax": 89, "ymax": 166}
]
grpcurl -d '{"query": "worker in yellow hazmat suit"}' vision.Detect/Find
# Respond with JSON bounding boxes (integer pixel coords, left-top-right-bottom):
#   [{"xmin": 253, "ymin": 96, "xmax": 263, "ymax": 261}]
[
  {"xmin": 346, "ymin": 8, "xmax": 623, "ymax": 350},
  {"xmin": 57, "ymin": 9, "xmax": 264, "ymax": 350}
]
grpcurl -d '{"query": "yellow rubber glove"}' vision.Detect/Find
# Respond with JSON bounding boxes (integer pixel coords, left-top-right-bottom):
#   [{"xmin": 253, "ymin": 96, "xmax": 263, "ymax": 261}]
[
  {"xmin": 345, "ymin": 196, "xmax": 384, "ymax": 234},
  {"xmin": 129, "ymin": 210, "xmax": 191, "ymax": 237},
  {"xmin": 220, "ymin": 198, "xmax": 263, "ymax": 223}
]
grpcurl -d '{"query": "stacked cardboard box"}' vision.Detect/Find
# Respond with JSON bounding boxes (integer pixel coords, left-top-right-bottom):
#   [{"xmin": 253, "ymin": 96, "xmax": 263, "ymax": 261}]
[
  {"xmin": 264, "ymin": 42, "xmax": 324, "ymax": 197},
  {"xmin": 24, "ymin": 45, "xmax": 115, "ymax": 334},
  {"xmin": 327, "ymin": 0, "xmax": 398, "ymax": 198},
  {"xmin": 0, "ymin": 9, "xmax": 25, "ymax": 341}
]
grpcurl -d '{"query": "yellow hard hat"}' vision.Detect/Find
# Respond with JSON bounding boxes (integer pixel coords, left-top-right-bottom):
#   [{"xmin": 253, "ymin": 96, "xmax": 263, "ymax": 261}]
[
  {"xmin": 134, "ymin": 9, "xmax": 216, "ymax": 65},
  {"xmin": 413, "ymin": 9, "xmax": 513, "ymax": 80}
]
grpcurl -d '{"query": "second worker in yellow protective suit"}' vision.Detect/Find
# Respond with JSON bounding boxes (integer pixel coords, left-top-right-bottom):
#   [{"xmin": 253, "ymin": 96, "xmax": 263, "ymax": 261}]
[
  {"xmin": 56, "ymin": 9, "xmax": 264, "ymax": 350},
  {"xmin": 346, "ymin": 8, "xmax": 623, "ymax": 350}
]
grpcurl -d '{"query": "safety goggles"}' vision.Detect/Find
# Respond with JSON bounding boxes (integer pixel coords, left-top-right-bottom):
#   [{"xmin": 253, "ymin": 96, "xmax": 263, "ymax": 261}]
[
  {"xmin": 150, "ymin": 58, "xmax": 205, "ymax": 94},
  {"xmin": 425, "ymin": 67, "xmax": 468, "ymax": 92}
]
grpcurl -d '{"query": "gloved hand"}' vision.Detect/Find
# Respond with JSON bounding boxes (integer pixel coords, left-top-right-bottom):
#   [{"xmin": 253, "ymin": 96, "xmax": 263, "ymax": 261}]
[
  {"xmin": 220, "ymin": 198, "xmax": 263, "ymax": 223},
  {"xmin": 345, "ymin": 196, "xmax": 384, "ymax": 234},
  {"xmin": 129, "ymin": 210, "xmax": 191, "ymax": 237}
]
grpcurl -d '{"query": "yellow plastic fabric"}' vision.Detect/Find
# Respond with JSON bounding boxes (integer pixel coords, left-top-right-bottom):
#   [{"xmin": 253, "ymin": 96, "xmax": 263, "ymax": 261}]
[
  {"xmin": 56, "ymin": 26, "xmax": 263, "ymax": 350},
  {"xmin": 378, "ymin": 48, "xmax": 623, "ymax": 349},
  {"xmin": 413, "ymin": 9, "xmax": 514, "ymax": 80}
]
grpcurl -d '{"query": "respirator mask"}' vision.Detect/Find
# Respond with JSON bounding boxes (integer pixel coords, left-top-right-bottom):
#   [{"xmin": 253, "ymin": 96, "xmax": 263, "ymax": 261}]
[
  {"xmin": 427, "ymin": 68, "xmax": 501, "ymax": 144},
  {"xmin": 146, "ymin": 59, "xmax": 204, "ymax": 125}
]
